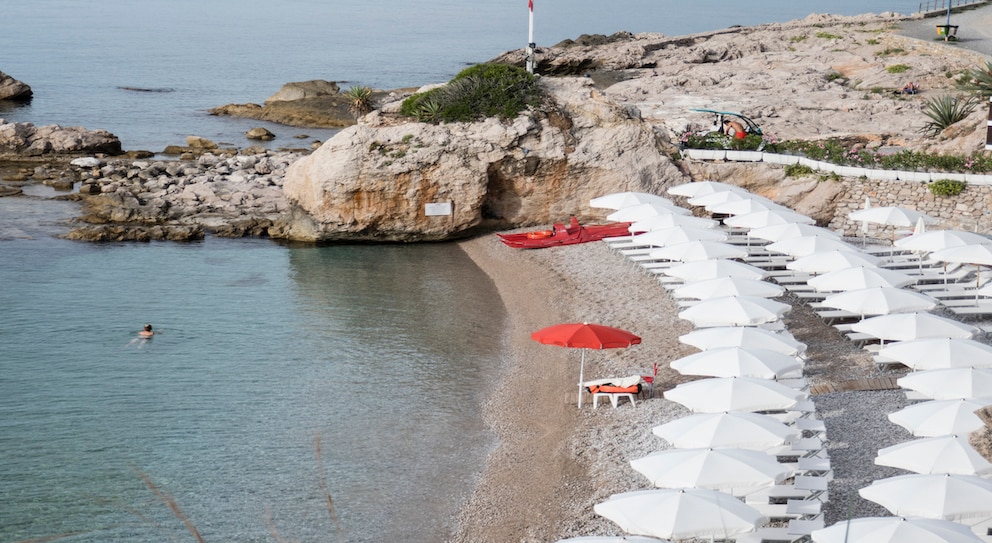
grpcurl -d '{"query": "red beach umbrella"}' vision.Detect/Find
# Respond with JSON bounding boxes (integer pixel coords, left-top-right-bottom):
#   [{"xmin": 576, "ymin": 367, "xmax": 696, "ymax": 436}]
[{"xmin": 531, "ymin": 322, "xmax": 641, "ymax": 408}]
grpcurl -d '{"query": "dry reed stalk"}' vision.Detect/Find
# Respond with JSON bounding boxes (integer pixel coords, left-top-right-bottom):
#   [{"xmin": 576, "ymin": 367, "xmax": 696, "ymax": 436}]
[
  {"xmin": 135, "ymin": 469, "xmax": 206, "ymax": 543},
  {"xmin": 314, "ymin": 434, "xmax": 344, "ymax": 542}
]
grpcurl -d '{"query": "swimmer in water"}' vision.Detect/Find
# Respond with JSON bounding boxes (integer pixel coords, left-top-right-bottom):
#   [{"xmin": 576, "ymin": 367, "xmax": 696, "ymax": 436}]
[{"xmin": 139, "ymin": 324, "xmax": 155, "ymax": 338}]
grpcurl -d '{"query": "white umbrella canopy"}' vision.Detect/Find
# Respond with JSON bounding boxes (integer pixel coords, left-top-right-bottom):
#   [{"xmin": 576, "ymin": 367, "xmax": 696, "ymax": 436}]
[
  {"xmin": 652, "ymin": 411, "xmax": 798, "ymax": 450},
  {"xmin": 931, "ymin": 244, "xmax": 992, "ymax": 267},
  {"xmin": 848, "ymin": 206, "xmax": 939, "ymax": 228},
  {"xmin": 607, "ymin": 202, "xmax": 692, "ymax": 222},
  {"xmin": 858, "ymin": 473, "xmax": 992, "ymax": 520},
  {"xmin": 706, "ymin": 198, "xmax": 792, "ymax": 216},
  {"xmin": 663, "ymin": 259, "xmax": 768, "ymax": 282},
  {"xmin": 629, "ymin": 447, "xmax": 791, "ymax": 494},
  {"xmin": 878, "ymin": 338, "xmax": 992, "ymax": 371},
  {"xmin": 820, "ymin": 287, "xmax": 938, "ymax": 317},
  {"xmin": 669, "ymin": 347, "xmax": 804, "ymax": 379},
  {"xmin": 663, "ymin": 376, "xmax": 805, "ymax": 413},
  {"xmin": 807, "ymin": 265, "xmax": 916, "ymax": 292},
  {"xmin": 679, "ymin": 327, "xmax": 807, "ymax": 356},
  {"xmin": 888, "ymin": 398, "xmax": 992, "ymax": 437},
  {"xmin": 765, "ymin": 235, "xmax": 860, "ymax": 258},
  {"xmin": 628, "ymin": 213, "xmax": 719, "ymax": 234},
  {"xmin": 667, "ymin": 180, "xmax": 748, "ymax": 198},
  {"xmin": 786, "ymin": 250, "xmax": 884, "ymax": 274},
  {"xmin": 687, "ymin": 189, "xmax": 766, "ymax": 208},
  {"xmin": 594, "ymin": 488, "xmax": 768, "ymax": 540},
  {"xmin": 852, "ymin": 312, "xmax": 978, "ymax": 343},
  {"xmin": 874, "ymin": 435, "xmax": 992, "ymax": 475},
  {"xmin": 723, "ymin": 209, "xmax": 816, "ymax": 229},
  {"xmin": 649, "ymin": 240, "xmax": 748, "ymax": 262},
  {"xmin": 556, "ymin": 537, "xmax": 670, "ymax": 543},
  {"xmin": 590, "ymin": 191, "xmax": 675, "ymax": 210},
  {"xmin": 749, "ymin": 222, "xmax": 841, "ymax": 243},
  {"xmin": 897, "ymin": 367, "xmax": 992, "ymax": 400},
  {"xmin": 673, "ymin": 277, "xmax": 784, "ymax": 300},
  {"xmin": 629, "ymin": 226, "xmax": 728, "ymax": 248},
  {"xmin": 678, "ymin": 295, "xmax": 791, "ymax": 327},
  {"xmin": 894, "ymin": 229, "xmax": 992, "ymax": 252},
  {"xmin": 811, "ymin": 516, "xmax": 986, "ymax": 543}
]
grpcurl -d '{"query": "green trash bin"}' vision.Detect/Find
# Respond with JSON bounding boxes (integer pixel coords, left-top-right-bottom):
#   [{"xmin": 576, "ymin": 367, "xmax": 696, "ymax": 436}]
[{"xmin": 936, "ymin": 24, "xmax": 959, "ymax": 41}]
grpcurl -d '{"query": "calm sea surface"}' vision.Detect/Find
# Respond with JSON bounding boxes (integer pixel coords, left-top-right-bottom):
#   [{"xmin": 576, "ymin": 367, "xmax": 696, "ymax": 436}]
[{"xmin": 2, "ymin": 1, "xmax": 917, "ymax": 542}]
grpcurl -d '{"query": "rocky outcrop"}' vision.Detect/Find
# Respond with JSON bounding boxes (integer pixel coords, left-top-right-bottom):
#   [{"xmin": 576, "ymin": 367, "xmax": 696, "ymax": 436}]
[
  {"xmin": 0, "ymin": 119, "xmax": 122, "ymax": 158},
  {"xmin": 57, "ymin": 150, "xmax": 303, "ymax": 242},
  {"xmin": 279, "ymin": 77, "xmax": 688, "ymax": 242},
  {"xmin": 0, "ymin": 71, "xmax": 32, "ymax": 101},
  {"xmin": 210, "ymin": 80, "xmax": 401, "ymax": 129}
]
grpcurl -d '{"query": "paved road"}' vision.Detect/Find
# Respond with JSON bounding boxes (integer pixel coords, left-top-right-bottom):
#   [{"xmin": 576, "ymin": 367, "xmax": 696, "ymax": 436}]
[{"xmin": 897, "ymin": 1, "xmax": 992, "ymax": 58}]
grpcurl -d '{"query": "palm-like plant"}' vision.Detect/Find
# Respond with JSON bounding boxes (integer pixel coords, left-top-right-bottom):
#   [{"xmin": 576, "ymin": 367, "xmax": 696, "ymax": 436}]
[
  {"xmin": 345, "ymin": 86, "xmax": 374, "ymax": 119},
  {"xmin": 919, "ymin": 94, "xmax": 978, "ymax": 136},
  {"xmin": 956, "ymin": 60, "xmax": 992, "ymax": 97}
]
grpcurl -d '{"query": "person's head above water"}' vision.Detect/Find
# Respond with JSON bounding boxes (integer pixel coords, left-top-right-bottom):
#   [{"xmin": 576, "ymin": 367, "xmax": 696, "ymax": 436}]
[{"xmin": 144, "ymin": 324, "xmax": 153, "ymax": 332}]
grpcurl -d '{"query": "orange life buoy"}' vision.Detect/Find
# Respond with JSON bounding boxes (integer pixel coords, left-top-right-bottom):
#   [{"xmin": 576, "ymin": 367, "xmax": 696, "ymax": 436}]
[{"xmin": 527, "ymin": 230, "xmax": 553, "ymax": 239}]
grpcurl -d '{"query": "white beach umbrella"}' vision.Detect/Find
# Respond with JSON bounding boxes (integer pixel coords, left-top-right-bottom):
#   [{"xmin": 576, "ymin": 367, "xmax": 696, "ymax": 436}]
[
  {"xmin": 606, "ymin": 202, "xmax": 691, "ymax": 222},
  {"xmin": 667, "ymin": 180, "xmax": 747, "ymax": 198},
  {"xmin": 820, "ymin": 287, "xmax": 937, "ymax": 317},
  {"xmin": 706, "ymin": 198, "xmax": 791, "ymax": 216},
  {"xmin": 894, "ymin": 229, "xmax": 992, "ymax": 252},
  {"xmin": 874, "ymin": 435, "xmax": 992, "ymax": 475},
  {"xmin": 878, "ymin": 338, "xmax": 992, "ymax": 371},
  {"xmin": 888, "ymin": 398, "xmax": 992, "ymax": 437},
  {"xmin": 669, "ymin": 347, "xmax": 803, "ymax": 379},
  {"xmin": 663, "ymin": 376, "xmax": 805, "ymax": 413},
  {"xmin": 628, "ymin": 214, "xmax": 719, "ymax": 234},
  {"xmin": 556, "ymin": 537, "xmax": 670, "ymax": 543},
  {"xmin": 858, "ymin": 473, "xmax": 992, "ymax": 520},
  {"xmin": 677, "ymin": 295, "xmax": 791, "ymax": 327},
  {"xmin": 896, "ymin": 367, "xmax": 992, "ymax": 400},
  {"xmin": 679, "ymin": 327, "xmax": 807, "ymax": 356},
  {"xmin": 590, "ymin": 191, "xmax": 675, "ymax": 210},
  {"xmin": 649, "ymin": 240, "xmax": 747, "ymax": 262},
  {"xmin": 931, "ymin": 244, "xmax": 992, "ymax": 295},
  {"xmin": 629, "ymin": 226, "xmax": 728, "ymax": 248},
  {"xmin": 851, "ymin": 312, "xmax": 978, "ymax": 343},
  {"xmin": 786, "ymin": 250, "xmax": 883, "ymax": 274},
  {"xmin": 848, "ymin": 206, "xmax": 939, "ymax": 228},
  {"xmin": 749, "ymin": 222, "xmax": 841, "ymax": 243},
  {"xmin": 811, "ymin": 516, "xmax": 986, "ymax": 543},
  {"xmin": 765, "ymin": 235, "xmax": 861, "ymax": 258},
  {"xmin": 594, "ymin": 488, "xmax": 767, "ymax": 540},
  {"xmin": 652, "ymin": 411, "xmax": 798, "ymax": 450},
  {"xmin": 807, "ymin": 265, "xmax": 916, "ymax": 292},
  {"xmin": 630, "ymin": 447, "xmax": 791, "ymax": 494},
  {"xmin": 723, "ymin": 209, "xmax": 815, "ymax": 229},
  {"xmin": 687, "ymin": 189, "xmax": 765, "ymax": 208},
  {"xmin": 673, "ymin": 276, "xmax": 784, "ymax": 300},
  {"xmin": 663, "ymin": 259, "xmax": 768, "ymax": 282}
]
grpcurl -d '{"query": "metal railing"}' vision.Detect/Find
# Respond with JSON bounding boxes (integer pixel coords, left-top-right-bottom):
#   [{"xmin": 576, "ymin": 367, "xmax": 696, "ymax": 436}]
[{"xmin": 918, "ymin": 0, "xmax": 988, "ymax": 14}]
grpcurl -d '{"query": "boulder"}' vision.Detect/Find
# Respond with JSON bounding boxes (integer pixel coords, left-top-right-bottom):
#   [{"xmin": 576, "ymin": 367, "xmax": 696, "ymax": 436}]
[
  {"xmin": 279, "ymin": 77, "xmax": 688, "ymax": 242},
  {"xmin": 0, "ymin": 120, "xmax": 122, "ymax": 157},
  {"xmin": 264, "ymin": 80, "xmax": 340, "ymax": 103},
  {"xmin": 246, "ymin": 127, "xmax": 275, "ymax": 141},
  {"xmin": 0, "ymin": 71, "xmax": 32, "ymax": 101},
  {"xmin": 186, "ymin": 135, "xmax": 217, "ymax": 149}
]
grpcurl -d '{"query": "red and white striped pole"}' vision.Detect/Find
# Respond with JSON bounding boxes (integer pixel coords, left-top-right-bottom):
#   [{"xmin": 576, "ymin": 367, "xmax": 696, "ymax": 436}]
[
  {"xmin": 986, "ymin": 96, "xmax": 991, "ymax": 151},
  {"xmin": 526, "ymin": 0, "xmax": 536, "ymax": 74}
]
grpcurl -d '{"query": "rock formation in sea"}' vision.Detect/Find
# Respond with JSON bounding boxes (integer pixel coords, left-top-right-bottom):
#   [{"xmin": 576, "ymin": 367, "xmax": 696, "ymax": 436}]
[
  {"xmin": 0, "ymin": 71, "xmax": 32, "ymax": 101},
  {"xmin": 0, "ymin": 119, "xmax": 122, "ymax": 158},
  {"xmin": 278, "ymin": 76, "xmax": 687, "ymax": 242}
]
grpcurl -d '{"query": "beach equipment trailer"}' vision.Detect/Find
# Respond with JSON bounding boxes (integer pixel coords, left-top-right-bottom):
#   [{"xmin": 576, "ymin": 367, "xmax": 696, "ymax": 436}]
[{"xmin": 691, "ymin": 108, "xmax": 764, "ymax": 137}]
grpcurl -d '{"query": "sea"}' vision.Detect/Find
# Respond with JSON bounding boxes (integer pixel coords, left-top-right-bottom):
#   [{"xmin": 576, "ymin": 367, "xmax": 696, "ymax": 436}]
[{"xmin": 0, "ymin": 1, "xmax": 917, "ymax": 542}]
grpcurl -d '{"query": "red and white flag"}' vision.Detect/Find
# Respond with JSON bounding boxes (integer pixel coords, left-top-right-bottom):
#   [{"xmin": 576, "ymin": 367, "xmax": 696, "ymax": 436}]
[{"xmin": 529, "ymin": 0, "xmax": 533, "ymax": 12}]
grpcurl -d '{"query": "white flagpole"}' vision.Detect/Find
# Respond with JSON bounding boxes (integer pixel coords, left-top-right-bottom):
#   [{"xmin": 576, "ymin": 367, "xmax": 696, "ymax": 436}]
[{"xmin": 526, "ymin": 0, "xmax": 535, "ymax": 74}]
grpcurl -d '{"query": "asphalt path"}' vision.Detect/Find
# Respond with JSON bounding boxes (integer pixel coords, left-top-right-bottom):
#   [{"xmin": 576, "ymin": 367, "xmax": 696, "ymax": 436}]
[{"xmin": 897, "ymin": 1, "xmax": 992, "ymax": 58}]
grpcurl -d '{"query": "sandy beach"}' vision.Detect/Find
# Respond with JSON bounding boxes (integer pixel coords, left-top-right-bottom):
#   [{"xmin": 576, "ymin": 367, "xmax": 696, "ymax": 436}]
[{"xmin": 446, "ymin": 8, "xmax": 992, "ymax": 538}]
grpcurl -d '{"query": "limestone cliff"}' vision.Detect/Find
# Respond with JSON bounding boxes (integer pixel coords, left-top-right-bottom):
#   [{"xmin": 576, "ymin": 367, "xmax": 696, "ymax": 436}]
[{"xmin": 279, "ymin": 77, "xmax": 688, "ymax": 242}]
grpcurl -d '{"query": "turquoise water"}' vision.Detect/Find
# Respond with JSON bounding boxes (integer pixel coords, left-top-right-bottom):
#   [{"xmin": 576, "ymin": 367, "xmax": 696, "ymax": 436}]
[{"xmin": 0, "ymin": 206, "xmax": 507, "ymax": 543}]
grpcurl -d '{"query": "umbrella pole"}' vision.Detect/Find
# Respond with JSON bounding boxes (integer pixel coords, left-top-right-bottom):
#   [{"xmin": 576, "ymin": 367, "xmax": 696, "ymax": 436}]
[{"xmin": 578, "ymin": 349, "xmax": 586, "ymax": 408}]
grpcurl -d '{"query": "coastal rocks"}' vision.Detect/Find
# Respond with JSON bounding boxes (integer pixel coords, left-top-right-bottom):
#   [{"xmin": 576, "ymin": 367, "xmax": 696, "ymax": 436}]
[
  {"xmin": 210, "ymin": 80, "xmax": 398, "ymax": 128},
  {"xmin": 280, "ymin": 76, "xmax": 687, "ymax": 242},
  {"xmin": 0, "ymin": 119, "xmax": 122, "ymax": 158},
  {"xmin": 0, "ymin": 71, "xmax": 32, "ymax": 101},
  {"xmin": 245, "ymin": 127, "xmax": 275, "ymax": 140},
  {"xmin": 62, "ymin": 150, "xmax": 303, "ymax": 241}
]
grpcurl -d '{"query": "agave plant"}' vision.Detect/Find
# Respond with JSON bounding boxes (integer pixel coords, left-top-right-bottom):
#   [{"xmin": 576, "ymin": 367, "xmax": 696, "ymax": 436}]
[
  {"xmin": 919, "ymin": 94, "xmax": 978, "ymax": 136},
  {"xmin": 956, "ymin": 60, "xmax": 992, "ymax": 97},
  {"xmin": 345, "ymin": 86, "xmax": 374, "ymax": 119}
]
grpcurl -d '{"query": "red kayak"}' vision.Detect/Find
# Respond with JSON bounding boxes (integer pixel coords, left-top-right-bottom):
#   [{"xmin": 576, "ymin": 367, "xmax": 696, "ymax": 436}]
[{"xmin": 497, "ymin": 217, "xmax": 632, "ymax": 249}]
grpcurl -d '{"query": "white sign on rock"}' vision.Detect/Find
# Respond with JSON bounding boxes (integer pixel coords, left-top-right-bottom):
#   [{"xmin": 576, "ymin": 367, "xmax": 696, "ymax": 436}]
[{"xmin": 424, "ymin": 202, "xmax": 453, "ymax": 216}]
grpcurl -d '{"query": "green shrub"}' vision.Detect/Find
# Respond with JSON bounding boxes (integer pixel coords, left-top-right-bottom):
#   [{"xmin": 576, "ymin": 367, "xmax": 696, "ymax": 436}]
[
  {"xmin": 928, "ymin": 179, "xmax": 967, "ymax": 196},
  {"xmin": 790, "ymin": 35, "xmax": 808, "ymax": 43},
  {"xmin": 886, "ymin": 64, "xmax": 911, "ymax": 74},
  {"xmin": 877, "ymin": 47, "xmax": 905, "ymax": 56},
  {"xmin": 825, "ymin": 71, "xmax": 846, "ymax": 83},
  {"xmin": 399, "ymin": 63, "xmax": 543, "ymax": 123},
  {"xmin": 956, "ymin": 60, "xmax": 992, "ymax": 97},
  {"xmin": 920, "ymin": 94, "xmax": 979, "ymax": 136},
  {"xmin": 816, "ymin": 32, "xmax": 843, "ymax": 40},
  {"xmin": 785, "ymin": 164, "xmax": 815, "ymax": 178}
]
